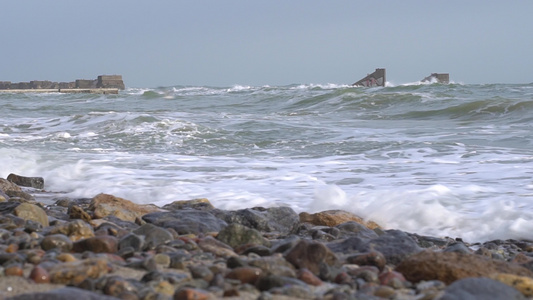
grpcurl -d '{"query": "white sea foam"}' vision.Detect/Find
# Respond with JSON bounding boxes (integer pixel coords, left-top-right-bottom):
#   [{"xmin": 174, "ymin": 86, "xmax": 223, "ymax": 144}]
[{"xmin": 2, "ymin": 83, "xmax": 533, "ymax": 243}]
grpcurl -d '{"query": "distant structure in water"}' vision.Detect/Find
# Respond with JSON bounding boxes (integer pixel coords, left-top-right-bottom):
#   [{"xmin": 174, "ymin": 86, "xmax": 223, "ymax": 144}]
[
  {"xmin": 352, "ymin": 68, "xmax": 386, "ymax": 87},
  {"xmin": 421, "ymin": 73, "xmax": 449, "ymax": 84},
  {"xmin": 0, "ymin": 75, "xmax": 125, "ymax": 94}
]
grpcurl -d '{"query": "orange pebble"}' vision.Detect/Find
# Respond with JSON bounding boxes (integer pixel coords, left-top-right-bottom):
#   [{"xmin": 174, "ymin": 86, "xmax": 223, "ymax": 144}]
[
  {"xmin": 5, "ymin": 244, "xmax": 18, "ymax": 253},
  {"xmin": 4, "ymin": 264, "xmax": 24, "ymax": 277}
]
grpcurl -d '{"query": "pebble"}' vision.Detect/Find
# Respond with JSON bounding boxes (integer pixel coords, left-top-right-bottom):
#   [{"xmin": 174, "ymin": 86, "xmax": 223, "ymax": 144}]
[{"xmin": 29, "ymin": 265, "xmax": 50, "ymax": 283}]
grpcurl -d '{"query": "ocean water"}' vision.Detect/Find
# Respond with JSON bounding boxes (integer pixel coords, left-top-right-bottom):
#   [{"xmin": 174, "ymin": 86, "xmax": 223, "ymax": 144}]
[{"xmin": 2, "ymin": 82, "xmax": 533, "ymax": 242}]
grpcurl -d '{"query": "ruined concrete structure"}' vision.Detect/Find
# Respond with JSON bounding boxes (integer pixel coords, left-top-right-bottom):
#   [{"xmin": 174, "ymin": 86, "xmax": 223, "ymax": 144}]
[
  {"xmin": 352, "ymin": 69, "xmax": 451, "ymax": 87},
  {"xmin": 0, "ymin": 75, "xmax": 125, "ymax": 94},
  {"xmin": 352, "ymin": 68, "xmax": 386, "ymax": 87},
  {"xmin": 421, "ymin": 73, "xmax": 450, "ymax": 84}
]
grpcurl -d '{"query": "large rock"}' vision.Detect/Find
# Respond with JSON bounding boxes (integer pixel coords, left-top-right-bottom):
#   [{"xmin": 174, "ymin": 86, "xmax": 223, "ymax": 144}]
[
  {"xmin": 0, "ymin": 178, "xmax": 33, "ymax": 200},
  {"xmin": 363, "ymin": 230, "xmax": 422, "ymax": 265},
  {"xmin": 89, "ymin": 193, "xmax": 162, "ymax": 222},
  {"xmin": 326, "ymin": 230, "xmax": 420, "ymax": 265},
  {"xmin": 300, "ymin": 210, "xmax": 381, "ymax": 229},
  {"xmin": 0, "ymin": 178, "xmax": 22, "ymax": 193},
  {"xmin": 7, "ymin": 173, "xmax": 44, "ymax": 189},
  {"xmin": 395, "ymin": 250, "xmax": 533, "ymax": 284},
  {"xmin": 13, "ymin": 203, "xmax": 49, "ymax": 227},
  {"xmin": 335, "ymin": 221, "xmax": 379, "ymax": 240},
  {"xmin": 142, "ymin": 210, "xmax": 227, "ymax": 234},
  {"xmin": 211, "ymin": 206, "xmax": 299, "ymax": 235},
  {"xmin": 439, "ymin": 277, "xmax": 526, "ymax": 300},
  {"xmin": 132, "ymin": 223, "xmax": 174, "ymax": 250}
]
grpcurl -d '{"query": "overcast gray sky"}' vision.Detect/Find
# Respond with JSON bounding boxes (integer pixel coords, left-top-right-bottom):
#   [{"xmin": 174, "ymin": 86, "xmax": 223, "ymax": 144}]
[{"xmin": 2, "ymin": 1, "xmax": 532, "ymax": 87}]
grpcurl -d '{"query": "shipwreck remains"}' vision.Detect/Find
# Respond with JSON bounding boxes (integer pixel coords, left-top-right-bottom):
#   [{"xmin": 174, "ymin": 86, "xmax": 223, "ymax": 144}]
[
  {"xmin": 352, "ymin": 68, "xmax": 386, "ymax": 87},
  {"xmin": 421, "ymin": 73, "xmax": 449, "ymax": 84},
  {"xmin": 0, "ymin": 75, "xmax": 125, "ymax": 94}
]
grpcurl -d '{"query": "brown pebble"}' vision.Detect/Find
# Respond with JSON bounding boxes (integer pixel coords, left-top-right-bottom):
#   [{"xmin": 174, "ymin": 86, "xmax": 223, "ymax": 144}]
[
  {"xmin": 4, "ymin": 264, "xmax": 24, "ymax": 276},
  {"xmin": 29, "ymin": 265, "xmax": 50, "ymax": 283},
  {"xmin": 72, "ymin": 235, "xmax": 118, "ymax": 253},
  {"xmin": 174, "ymin": 288, "xmax": 209, "ymax": 300},
  {"xmin": 225, "ymin": 267, "xmax": 262, "ymax": 284},
  {"xmin": 297, "ymin": 268, "xmax": 323, "ymax": 286}
]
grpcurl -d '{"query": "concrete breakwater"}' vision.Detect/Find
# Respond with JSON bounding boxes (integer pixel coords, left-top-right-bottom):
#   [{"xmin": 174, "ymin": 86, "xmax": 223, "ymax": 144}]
[{"xmin": 0, "ymin": 75, "xmax": 124, "ymax": 94}]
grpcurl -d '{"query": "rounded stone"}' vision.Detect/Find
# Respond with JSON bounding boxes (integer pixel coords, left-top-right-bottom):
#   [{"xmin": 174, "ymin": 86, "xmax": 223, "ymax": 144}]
[
  {"xmin": 29, "ymin": 265, "xmax": 51, "ymax": 283},
  {"xmin": 225, "ymin": 267, "xmax": 262, "ymax": 284},
  {"xmin": 41, "ymin": 234, "xmax": 73, "ymax": 252},
  {"xmin": 72, "ymin": 235, "xmax": 118, "ymax": 253},
  {"xmin": 4, "ymin": 263, "xmax": 24, "ymax": 276}
]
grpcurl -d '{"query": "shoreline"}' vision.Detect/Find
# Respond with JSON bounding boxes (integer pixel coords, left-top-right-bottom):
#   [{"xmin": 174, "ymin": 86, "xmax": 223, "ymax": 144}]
[{"xmin": 2, "ymin": 175, "xmax": 533, "ymax": 299}]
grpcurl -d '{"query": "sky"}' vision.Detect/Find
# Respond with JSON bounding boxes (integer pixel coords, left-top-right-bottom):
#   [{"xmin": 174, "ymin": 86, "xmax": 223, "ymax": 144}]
[{"xmin": 2, "ymin": 1, "xmax": 532, "ymax": 88}]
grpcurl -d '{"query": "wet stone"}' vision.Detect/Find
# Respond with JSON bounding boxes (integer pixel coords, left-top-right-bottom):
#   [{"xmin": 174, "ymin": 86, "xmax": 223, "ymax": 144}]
[
  {"xmin": 284, "ymin": 239, "xmax": 338, "ymax": 276},
  {"xmin": 72, "ymin": 235, "xmax": 118, "ymax": 253},
  {"xmin": 13, "ymin": 203, "xmax": 49, "ymax": 227},
  {"xmin": 217, "ymin": 223, "xmax": 270, "ymax": 248},
  {"xmin": 133, "ymin": 223, "xmax": 173, "ymax": 250},
  {"xmin": 363, "ymin": 230, "xmax": 422, "ymax": 266},
  {"xmin": 143, "ymin": 210, "xmax": 227, "ymax": 235},
  {"xmin": 46, "ymin": 219, "xmax": 95, "ymax": 241},
  {"xmin": 346, "ymin": 251, "xmax": 386, "ymax": 271},
  {"xmin": 41, "ymin": 234, "xmax": 73, "ymax": 252},
  {"xmin": 7, "ymin": 173, "xmax": 44, "ymax": 189},
  {"xmin": 211, "ymin": 206, "xmax": 299, "ymax": 235},
  {"xmin": 119, "ymin": 233, "xmax": 145, "ymax": 252}
]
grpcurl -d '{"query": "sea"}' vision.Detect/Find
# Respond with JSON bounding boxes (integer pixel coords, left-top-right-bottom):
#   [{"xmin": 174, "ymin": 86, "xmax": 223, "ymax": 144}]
[{"xmin": 2, "ymin": 81, "xmax": 533, "ymax": 243}]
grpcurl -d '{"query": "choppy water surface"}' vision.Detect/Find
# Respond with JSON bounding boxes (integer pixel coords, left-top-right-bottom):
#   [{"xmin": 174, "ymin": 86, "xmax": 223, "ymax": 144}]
[{"xmin": 2, "ymin": 82, "xmax": 533, "ymax": 242}]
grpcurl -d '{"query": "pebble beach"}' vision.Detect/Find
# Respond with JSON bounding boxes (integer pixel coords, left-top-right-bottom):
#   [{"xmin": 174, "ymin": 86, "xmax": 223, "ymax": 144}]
[{"xmin": 0, "ymin": 174, "xmax": 533, "ymax": 300}]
